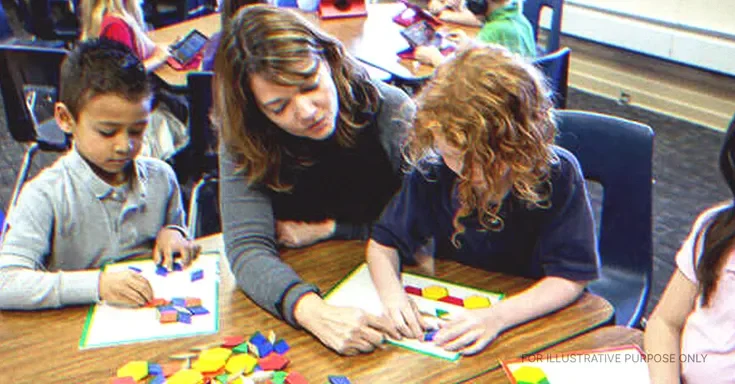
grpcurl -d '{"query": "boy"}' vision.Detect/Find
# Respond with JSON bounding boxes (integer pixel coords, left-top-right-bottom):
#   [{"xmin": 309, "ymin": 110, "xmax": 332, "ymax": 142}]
[{"xmin": 0, "ymin": 39, "xmax": 199, "ymax": 310}]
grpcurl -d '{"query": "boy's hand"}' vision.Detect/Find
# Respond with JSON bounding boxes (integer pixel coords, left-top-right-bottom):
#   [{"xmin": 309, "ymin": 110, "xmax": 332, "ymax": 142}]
[
  {"xmin": 415, "ymin": 46, "xmax": 445, "ymax": 67},
  {"xmin": 153, "ymin": 228, "xmax": 201, "ymax": 270},
  {"xmin": 380, "ymin": 292, "xmax": 428, "ymax": 340},
  {"xmin": 99, "ymin": 270, "xmax": 153, "ymax": 306},
  {"xmin": 276, "ymin": 220, "xmax": 336, "ymax": 248},
  {"xmin": 432, "ymin": 308, "xmax": 502, "ymax": 355}
]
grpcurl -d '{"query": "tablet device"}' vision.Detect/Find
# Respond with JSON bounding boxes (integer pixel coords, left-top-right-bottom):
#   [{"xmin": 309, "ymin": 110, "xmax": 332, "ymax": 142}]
[
  {"xmin": 169, "ymin": 29, "xmax": 209, "ymax": 66},
  {"xmin": 400, "ymin": 20, "xmax": 442, "ymax": 48}
]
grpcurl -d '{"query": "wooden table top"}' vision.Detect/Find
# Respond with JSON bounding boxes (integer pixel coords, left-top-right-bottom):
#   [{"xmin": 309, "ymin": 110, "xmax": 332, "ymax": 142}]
[
  {"xmin": 148, "ymin": 3, "xmax": 477, "ymax": 87},
  {"xmin": 0, "ymin": 235, "xmax": 613, "ymax": 383},
  {"xmin": 481, "ymin": 326, "xmax": 644, "ymax": 382}
]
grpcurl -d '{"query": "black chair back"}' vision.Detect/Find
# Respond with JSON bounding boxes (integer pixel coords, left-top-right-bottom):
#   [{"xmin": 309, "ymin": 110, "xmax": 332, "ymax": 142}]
[{"xmin": 522, "ymin": 0, "xmax": 564, "ymax": 54}]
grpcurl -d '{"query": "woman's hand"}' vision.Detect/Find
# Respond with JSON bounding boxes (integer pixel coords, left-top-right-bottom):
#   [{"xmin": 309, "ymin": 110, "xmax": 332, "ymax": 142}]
[
  {"xmin": 294, "ymin": 293, "xmax": 395, "ymax": 355},
  {"xmin": 433, "ymin": 308, "xmax": 503, "ymax": 355},
  {"xmin": 276, "ymin": 219, "xmax": 336, "ymax": 248}
]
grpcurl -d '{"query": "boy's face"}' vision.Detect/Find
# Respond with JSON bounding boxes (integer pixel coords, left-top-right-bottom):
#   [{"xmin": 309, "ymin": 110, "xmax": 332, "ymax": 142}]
[{"xmin": 55, "ymin": 93, "xmax": 152, "ymax": 185}]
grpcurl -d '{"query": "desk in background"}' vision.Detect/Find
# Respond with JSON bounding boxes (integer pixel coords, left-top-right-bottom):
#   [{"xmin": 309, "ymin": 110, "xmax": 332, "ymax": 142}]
[{"xmin": 0, "ymin": 235, "xmax": 612, "ymax": 383}]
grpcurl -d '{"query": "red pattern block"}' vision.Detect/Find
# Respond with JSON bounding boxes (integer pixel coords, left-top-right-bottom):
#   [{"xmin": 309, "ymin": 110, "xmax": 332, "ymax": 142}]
[
  {"xmin": 404, "ymin": 286, "xmax": 422, "ymax": 296},
  {"xmin": 222, "ymin": 335, "xmax": 245, "ymax": 348},
  {"xmin": 110, "ymin": 377, "xmax": 136, "ymax": 384},
  {"xmin": 285, "ymin": 371, "xmax": 309, "ymax": 384},
  {"xmin": 257, "ymin": 354, "xmax": 290, "ymax": 371},
  {"xmin": 439, "ymin": 296, "xmax": 464, "ymax": 306}
]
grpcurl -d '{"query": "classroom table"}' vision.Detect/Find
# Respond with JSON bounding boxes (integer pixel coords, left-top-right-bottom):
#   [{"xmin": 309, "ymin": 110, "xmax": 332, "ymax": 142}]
[
  {"xmin": 481, "ymin": 326, "xmax": 645, "ymax": 382},
  {"xmin": 148, "ymin": 3, "xmax": 477, "ymax": 87},
  {"xmin": 0, "ymin": 235, "xmax": 612, "ymax": 383}
]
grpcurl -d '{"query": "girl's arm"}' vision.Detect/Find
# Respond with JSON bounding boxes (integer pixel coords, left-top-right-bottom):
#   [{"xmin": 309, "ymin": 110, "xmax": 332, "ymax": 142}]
[
  {"xmin": 141, "ymin": 45, "xmax": 170, "ymax": 72},
  {"xmin": 644, "ymin": 269, "xmax": 697, "ymax": 383}
]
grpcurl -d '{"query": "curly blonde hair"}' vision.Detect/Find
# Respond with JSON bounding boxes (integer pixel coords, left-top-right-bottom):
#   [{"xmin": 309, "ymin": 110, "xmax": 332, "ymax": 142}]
[
  {"xmin": 213, "ymin": 5, "xmax": 379, "ymax": 191},
  {"xmin": 405, "ymin": 44, "xmax": 557, "ymax": 246}
]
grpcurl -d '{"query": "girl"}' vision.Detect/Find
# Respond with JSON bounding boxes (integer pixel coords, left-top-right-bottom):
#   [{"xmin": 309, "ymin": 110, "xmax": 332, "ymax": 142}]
[
  {"xmin": 80, "ymin": 0, "xmax": 170, "ymax": 71},
  {"xmin": 367, "ymin": 43, "xmax": 599, "ymax": 354},
  {"xmin": 214, "ymin": 5, "xmax": 415, "ymax": 355},
  {"xmin": 644, "ymin": 121, "xmax": 735, "ymax": 383}
]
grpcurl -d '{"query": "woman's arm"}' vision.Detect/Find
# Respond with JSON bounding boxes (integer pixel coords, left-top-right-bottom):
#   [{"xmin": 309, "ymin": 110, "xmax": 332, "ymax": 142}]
[{"xmin": 645, "ymin": 269, "xmax": 697, "ymax": 383}]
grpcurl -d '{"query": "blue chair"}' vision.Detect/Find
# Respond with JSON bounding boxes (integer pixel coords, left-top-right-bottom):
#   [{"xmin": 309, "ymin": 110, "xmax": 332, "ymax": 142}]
[
  {"xmin": 533, "ymin": 46, "xmax": 570, "ymax": 109},
  {"xmin": 555, "ymin": 110, "xmax": 654, "ymax": 328},
  {"xmin": 0, "ymin": 4, "xmax": 13, "ymax": 41},
  {"xmin": 522, "ymin": 0, "xmax": 564, "ymax": 54},
  {"xmin": 183, "ymin": 72, "xmax": 220, "ymax": 238},
  {"xmin": 0, "ymin": 44, "xmax": 70, "ymax": 235}
]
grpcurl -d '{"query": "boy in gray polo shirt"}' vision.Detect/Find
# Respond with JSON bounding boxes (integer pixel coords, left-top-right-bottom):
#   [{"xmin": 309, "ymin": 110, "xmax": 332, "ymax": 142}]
[{"xmin": 0, "ymin": 39, "xmax": 200, "ymax": 310}]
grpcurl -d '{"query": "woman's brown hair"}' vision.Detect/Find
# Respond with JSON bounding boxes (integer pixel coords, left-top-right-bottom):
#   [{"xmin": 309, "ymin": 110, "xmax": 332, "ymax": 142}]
[
  {"xmin": 696, "ymin": 119, "xmax": 735, "ymax": 307},
  {"xmin": 405, "ymin": 44, "xmax": 557, "ymax": 246},
  {"xmin": 213, "ymin": 4, "xmax": 379, "ymax": 191}
]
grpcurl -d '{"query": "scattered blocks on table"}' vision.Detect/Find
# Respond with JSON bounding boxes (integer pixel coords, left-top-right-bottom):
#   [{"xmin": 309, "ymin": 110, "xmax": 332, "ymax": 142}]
[
  {"xmin": 232, "ymin": 342, "xmax": 250, "ymax": 354},
  {"xmin": 161, "ymin": 362, "xmax": 183, "ymax": 377},
  {"xmin": 178, "ymin": 311, "xmax": 192, "ymax": 324},
  {"xmin": 173, "ymin": 262, "xmax": 184, "ymax": 271},
  {"xmin": 111, "ymin": 377, "xmax": 136, "ymax": 384},
  {"xmin": 191, "ymin": 268, "xmax": 204, "ymax": 282},
  {"xmin": 158, "ymin": 307, "xmax": 178, "ymax": 323},
  {"xmin": 512, "ymin": 365, "xmax": 550, "ymax": 384},
  {"xmin": 185, "ymin": 297, "xmax": 202, "ymax": 307},
  {"xmin": 189, "ymin": 306, "xmax": 210, "ymax": 316},
  {"xmin": 327, "ymin": 375, "xmax": 351, "ymax": 384},
  {"xmin": 423, "ymin": 330, "xmax": 437, "ymax": 342},
  {"xmin": 273, "ymin": 339, "xmax": 290, "ymax": 355},
  {"xmin": 149, "ymin": 375, "xmax": 166, "ymax": 384},
  {"xmin": 171, "ymin": 298, "xmax": 187, "ymax": 307},
  {"xmin": 435, "ymin": 308, "xmax": 450, "ymax": 318},
  {"xmin": 249, "ymin": 332, "xmax": 273, "ymax": 357},
  {"xmin": 404, "ymin": 285, "xmax": 422, "ymax": 296},
  {"xmin": 192, "ymin": 356, "xmax": 225, "ymax": 373},
  {"xmin": 127, "ymin": 266, "xmax": 142, "ymax": 273},
  {"xmin": 167, "ymin": 369, "xmax": 204, "ymax": 384},
  {"xmin": 147, "ymin": 298, "xmax": 169, "ymax": 307},
  {"xmin": 272, "ymin": 371, "xmax": 288, "ymax": 384},
  {"xmin": 257, "ymin": 354, "xmax": 290, "ymax": 370},
  {"xmin": 116, "ymin": 361, "xmax": 149, "ymax": 381},
  {"xmin": 439, "ymin": 295, "xmax": 464, "ymax": 306},
  {"xmin": 223, "ymin": 335, "xmax": 246, "ymax": 348},
  {"xmin": 200, "ymin": 347, "xmax": 233, "ymax": 362},
  {"xmin": 422, "ymin": 285, "xmax": 449, "ymax": 300},
  {"xmin": 148, "ymin": 362, "xmax": 163, "ymax": 376},
  {"xmin": 463, "ymin": 295, "xmax": 492, "ymax": 309},
  {"xmin": 155, "ymin": 265, "xmax": 169, "ymax": 276},
  {"xmin": 284, "ymin": 371, "xmax": 308, "ymax": 384},
  {"xmin": 268, "ymin": 330, "xmax": 277, "ymax": 344},
  {"xmin": 225, "ymin": 353, "xmax": 258, "ymax": 374}
]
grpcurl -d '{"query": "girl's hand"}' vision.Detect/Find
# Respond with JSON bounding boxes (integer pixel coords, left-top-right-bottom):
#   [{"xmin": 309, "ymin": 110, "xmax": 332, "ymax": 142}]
[
  {"xmin": 380, "ymin": 291, "xmax": 429, "ymax": 340},
  {"xmin": 433, "ymin": 308, "xmax": 502, "ymax": 355},
  {"xmin": 276, "ymin": 220, "xmax": 336, "ymax": 248},
  {"xmin": 415, "ymin": 46, "xmax": 445, "ymax": 67}
]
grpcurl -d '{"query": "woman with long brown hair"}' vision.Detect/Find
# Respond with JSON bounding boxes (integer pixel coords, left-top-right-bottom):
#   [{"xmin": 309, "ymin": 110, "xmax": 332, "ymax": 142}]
[
  {"xmin": 214, "ymin": 5, "xmax": 414, "ymax": 354},
  {"xmin": 367, "ymin": 44, "xmax": 599, "ymax": 353}
]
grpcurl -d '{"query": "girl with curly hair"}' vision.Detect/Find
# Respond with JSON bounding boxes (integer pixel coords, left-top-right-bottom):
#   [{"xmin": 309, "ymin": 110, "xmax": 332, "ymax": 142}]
[{"xmin": 367, "ymin": 43, "xmax": 600, "ymax": 355}]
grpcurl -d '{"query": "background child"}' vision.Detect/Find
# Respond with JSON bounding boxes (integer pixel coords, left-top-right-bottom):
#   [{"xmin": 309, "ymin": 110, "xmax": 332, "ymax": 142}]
[
  {"xmin": 367, "ymin": 44, "xmax": 599, "ymax": 354},
  {"xmin": 644, "ymin": 123, "xmax": 735, "ymax": 383},
  {"xmin": 201, "ymin": 0, "xmax": 266, "ymax": 71},
  {"xmin": 0, "ymin": 39, "xmax": 199, "ymax": 310},
  {"xmin": 416, "ymin": 0, "xmax": 536, "ymax": 66}
]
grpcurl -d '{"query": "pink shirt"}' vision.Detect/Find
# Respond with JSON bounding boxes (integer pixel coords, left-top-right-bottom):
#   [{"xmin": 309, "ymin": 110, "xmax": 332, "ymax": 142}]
[
  {"xmin": 677, "ymin": 203, "xmax": 735, "ymax": 384},
  {"xmin": 99, "ymin": 15, "xmax": 154, "ymax": 60}
]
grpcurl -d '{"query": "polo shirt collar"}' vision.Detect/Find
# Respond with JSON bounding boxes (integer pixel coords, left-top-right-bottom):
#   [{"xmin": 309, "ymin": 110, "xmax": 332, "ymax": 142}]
[{"xmin": 65, "ymin": 146, "xmax": 149, "ymax": 200}]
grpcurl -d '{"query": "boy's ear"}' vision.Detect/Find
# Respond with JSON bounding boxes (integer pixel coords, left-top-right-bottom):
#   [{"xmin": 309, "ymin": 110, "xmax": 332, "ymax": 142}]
[{"xmin": 54, "ymin": 103, "xmax": 75, "ymax": 134}]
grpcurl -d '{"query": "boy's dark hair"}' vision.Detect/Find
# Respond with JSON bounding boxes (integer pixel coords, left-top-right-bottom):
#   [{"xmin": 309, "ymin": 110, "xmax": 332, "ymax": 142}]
[{"xmin": 59, "ymin": 38, "xmax": 152, "ymax": 119}]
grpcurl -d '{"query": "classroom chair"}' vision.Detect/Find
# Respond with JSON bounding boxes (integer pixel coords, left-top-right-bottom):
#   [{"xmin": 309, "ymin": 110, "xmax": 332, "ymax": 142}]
[
  {"xmin": 144, "ymin": 0, "xmax": 216, "ymax": 28},
  {"xmin": 183, "ymin": 71, "xmax": 220, "ymax": 238},
  {"xmin": 0, "ymin": 44, "xmax": 70, "ymax": 237},
  {"xmin": 0, "ymin": 4, "xmax": 13, "ymax": 41},
  {"xmin": 522, "ymin": 0, "xmax": 564, "ymax": 54},
  {"xmin": 18, "ymin": 0, "xmax": 78, "ymax": 43},
  {"xmin": 532, "ymin": 46, "xmax": 570, "ymax": 109},
  {"xmin": 555, "ymin": 110, "xmax": 654, "ymax": 328}
]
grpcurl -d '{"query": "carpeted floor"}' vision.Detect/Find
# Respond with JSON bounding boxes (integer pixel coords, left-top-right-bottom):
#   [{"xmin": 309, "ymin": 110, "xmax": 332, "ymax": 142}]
[{"xmin": 0, "ymin": 0, "xmax": 731, "ymax": 320}]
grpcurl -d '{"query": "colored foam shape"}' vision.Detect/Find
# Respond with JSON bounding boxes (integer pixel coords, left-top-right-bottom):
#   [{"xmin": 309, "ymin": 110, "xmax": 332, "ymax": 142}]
[
  {"xmin": 149, "ymin": 375, "xmax": 166, "ymax": 384},
  {"xmin": 267, "ymin": 330, "xmax": 277, "ymax": 344},
  {"xmin": 272, "ymin": 371, "xmax": 288, "ymax": 384},
  {"xmin": 173, "ymin": 262, "xmax": 183, "ymax": 271},
  {"xmin": 147, "ymin": 298, "xmax": 169, "ymax": 307},
  {"xmin": 249, "ymin": 331, "xmax": 268, "ymax": 346},
  {"xmin": 257, "ymin": 354, "xmax": 289, "ymax": 370},
  {"xmin": 285, "ymin": 371, "xmax": 308, "ymax": 384},
  {"xmin": 404, "ymin": 285, "xmax": 422, "ymax": 295},
  {"xmin": 463, "ymin": 295, "xmax": 492, "ymax": 309},
  {"xmin": 423, "ymin": 330, "xmax": 437, "ymax": 342},
  {"xmin": 273, "ymin": 339, "xmax": 290, "ymax": 355},
  {"xmin": 421, "ymin": 285, "xmax": 449, "ymax": 300},
  {"xmin": 117, "ymin": 361, "xmax": 149, "ymax": 381},
  {"xmin": 223, "ymin": 335, "xmax": 245, "ymax": 348},
  {"xmin": 171, "ymin": 298, "xmax": 187, "ymax": 307},
  {"xmin": 232, "ymin": 342, "xmax": 250, "ymax": 354},
  {"xmin": 191, "ymin": 269, "xmax": 204, "ymax": 281},
  {"xmin": 174, "ymin": 305, "xmax": 192, "ymax": 315},
  {"xmin": 439, "ymin": 295, "xmax": 464, "ymax": 306},
  {"xmin": 189, "ymin": 306, "xmax": 210, "ymax": 315},
  {"xmin": 161, "ymin": 362, "xmax": 181, "ymax": 377},
  {"xmin": 201, "ymin": 347, "xmax": 234, "ymax": 362},
  {"xmin": 225, "ymin": 353, "xmax": 258, "ymax": 374},
  {"xmin": 185, "ymin": 297, "xmax": 202, "ymax": 307},
  {"xmin": 178, "ymin": 312, "xmax": 192, "ymax": 324},
  {"xmin": 128, "ymin": 266, "xmax": 142, "ymax": 273},
  {"xmin": 167, "ymin": 369, "xmax": 204, "ymax": 384},
  {"xmin": 155, "ymin": 265, "xmax": 168, "ymax": 276},
  {"xmin": 158, "ymin": 310, "xmax": 178, "ymax": 323},
  {"xmin": 512, "ymin": 365, "xmax": 550, "ymax": 384},
  {"xmin": 111, "ymin": 377, "xmax": 136, "ymax": 384},
  {"xmin": 148, "ymin": 363, "xmax": 163, "ymax": 376},
  {"xmin": 192, "ymin": 356, "xmax": 225, "ymax": 373},
  {"xmin": 248, "ymin": 337, "xmax": 273, "ymax": 358},
  {"xmin": 435, "ymin": 308, "xmax": 450, "ymax": 318},
  {"xmin": 327, "ymin": 375, "xmax": 352, "ymax": 384}
]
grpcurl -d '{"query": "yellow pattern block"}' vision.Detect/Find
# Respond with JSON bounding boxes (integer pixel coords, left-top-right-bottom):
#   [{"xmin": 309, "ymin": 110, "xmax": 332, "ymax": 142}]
[
  {"xmin": 512, "ymin": 365, "xmax": 550, "ymax": 384},
  {"xmin": 167, "ymin": 369, "xmax": 204, "ymax": 384},
  {"xmin": 116, "ymin": 361, "xmax": 149, "ymax": 381},
  {"xmin": 422, "ymin": 285, "xmax": 449, "ymax": 300},
  {"xmin": 192, "ymin": 357, "xmax": 225, "ymax": 373},
  {"xmin": 464, "ymin": 295, "xmax": 492, "ymax": 309},
  {"xmin": 199, "ymin": 347, "xmax": 233, "ymax": 362},
  {"xmin": 225, "ymin": 354, "xmax": 258, "ymax": 374}
]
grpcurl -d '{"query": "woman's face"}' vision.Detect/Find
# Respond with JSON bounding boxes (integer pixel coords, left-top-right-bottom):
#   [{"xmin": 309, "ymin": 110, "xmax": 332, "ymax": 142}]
[{"xmin": 250, "ymin": 60, "xmax": 339, "ymax": 140}]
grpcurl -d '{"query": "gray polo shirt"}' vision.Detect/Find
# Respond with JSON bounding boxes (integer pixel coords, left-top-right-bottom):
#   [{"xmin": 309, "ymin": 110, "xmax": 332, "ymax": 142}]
[{"xmin": 0, "ymin": 147, "xmax": 185, "ymax": 309}]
